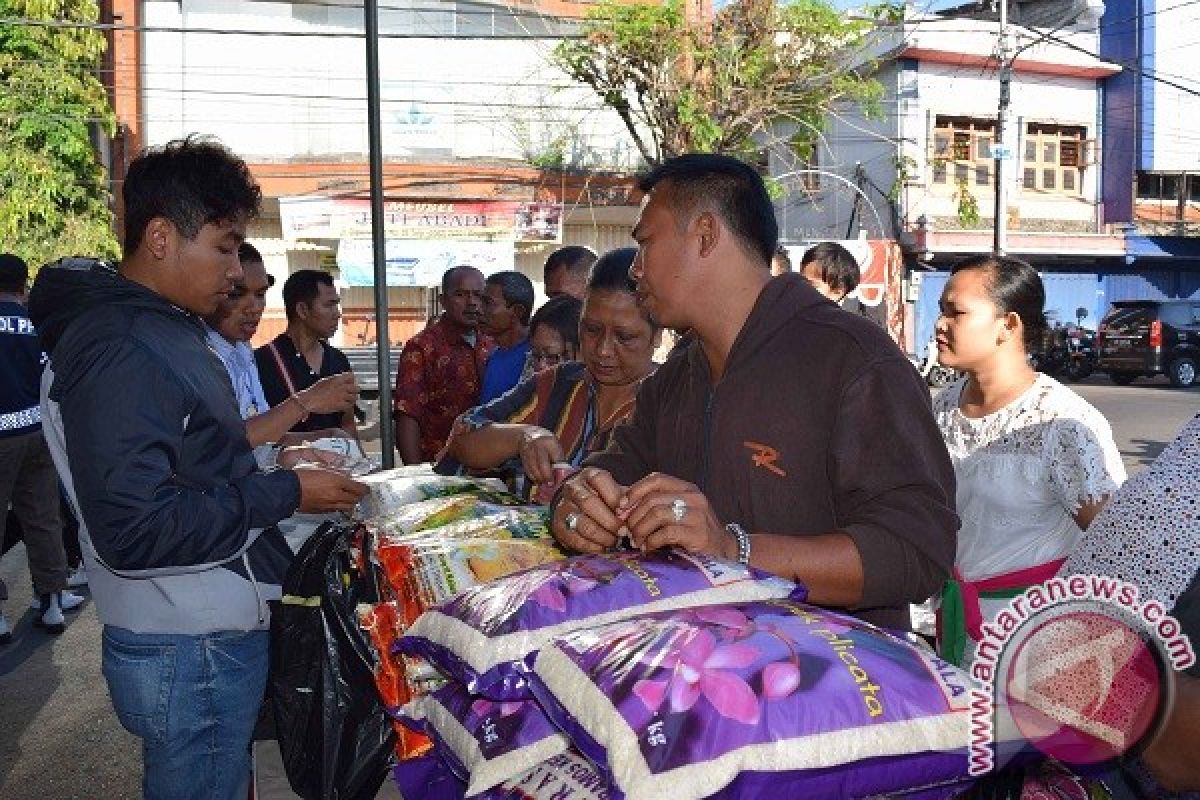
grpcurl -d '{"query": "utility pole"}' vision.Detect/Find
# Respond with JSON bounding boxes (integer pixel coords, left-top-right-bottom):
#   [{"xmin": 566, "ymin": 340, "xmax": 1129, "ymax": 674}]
[
  {"xmin": 993, "ymin": 0, "xmax": 1011, "ymax": 256},
  {"xmin": 991, "ymin": 2, "xmax": 1094, "ymax": 255},
  {"xmin": 364, "ymin": 0, "xmax": 395, "ymax": 467}
]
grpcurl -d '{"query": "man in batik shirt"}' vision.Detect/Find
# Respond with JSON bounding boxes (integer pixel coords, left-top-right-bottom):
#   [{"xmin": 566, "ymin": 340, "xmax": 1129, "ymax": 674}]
[{"xmin": 394, "ymin": 266, "xmax": 495, "ymax": 464}]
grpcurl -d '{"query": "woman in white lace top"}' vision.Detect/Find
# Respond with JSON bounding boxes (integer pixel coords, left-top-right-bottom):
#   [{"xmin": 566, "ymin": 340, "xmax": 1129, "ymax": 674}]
[{"xmin": 930, "ymin": 256, "xmax": 1126, "ymax": 666}]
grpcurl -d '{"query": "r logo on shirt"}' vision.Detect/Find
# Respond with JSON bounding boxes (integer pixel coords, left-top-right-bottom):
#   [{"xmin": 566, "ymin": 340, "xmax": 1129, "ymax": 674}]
[{"xmin": 744, "ymin": 441, "xmax": 786, "ymax": 477}]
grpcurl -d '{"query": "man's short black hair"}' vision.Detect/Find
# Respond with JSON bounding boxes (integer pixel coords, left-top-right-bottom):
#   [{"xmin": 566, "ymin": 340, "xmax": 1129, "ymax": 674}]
[
  {"xmin": 587, "ymin": 247, "xmax": 661, "ymax": 331},
  {"xmin": 0, "ymin": 253, "xmax": 29, "ymax": 293},
  {"xmin": 543, "ymin": 246, "xmax": 596, "ymax": 281},
  {"xmin": 238, "ymin": 242, "xmax": 274, "ymax": 287},
  {"xmin": 636, "ymin": 154, "xmax": 778, "ymax": 266},
  {"xmin": 773, "ymin": 244, "xmax": 793, "ymax": 272},
  {"xmin": 587, "ymin": 247, "xmax": 639, "ymax": 294},
  {"xmin": 800, "ymin": 242, "xmax": 860, "ymax": 294},
  {"xmin": 282, "ymin": 269, "xmax": 335, "ymax": 321},
  {"xmin": 122, "ymin": 135, "xmax": 262, "ymax": 255},
  {"xmin": 486, "ymin": 270, "xmax": 535, "ymax": 326},
  {"xmin": 238, "ymin": 242, "xmax": 263, "ymax": 265},
  {"xmin": 442, "ymin": 264, "xmax": 483, "ymax": 295},
  {"xmin": 529, "ymin": 294, "xmax": 582, "ymax": 352}
]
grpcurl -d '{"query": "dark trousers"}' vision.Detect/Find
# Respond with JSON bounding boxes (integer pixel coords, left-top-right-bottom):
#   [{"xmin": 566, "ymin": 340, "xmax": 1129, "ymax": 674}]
[{"xmin": 0, "ymin": 430, "xmax": 67, "ymax": 602}]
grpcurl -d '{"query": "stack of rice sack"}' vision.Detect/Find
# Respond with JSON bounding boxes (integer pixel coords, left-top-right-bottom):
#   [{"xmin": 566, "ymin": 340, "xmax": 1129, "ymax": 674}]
[
  {"xmin": 393, "ymin": 549, "xmax": 995, "ymax": 800},
  {"xmin": 351, "ymin": 468, "xmax": 570, "ymax": 758}
]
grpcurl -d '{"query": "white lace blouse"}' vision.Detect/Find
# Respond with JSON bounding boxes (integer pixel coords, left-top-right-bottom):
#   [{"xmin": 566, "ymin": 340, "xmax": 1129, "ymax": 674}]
[{"xmin": 933, "ymin": 373, "xmax": 1127, "ymax": 582}]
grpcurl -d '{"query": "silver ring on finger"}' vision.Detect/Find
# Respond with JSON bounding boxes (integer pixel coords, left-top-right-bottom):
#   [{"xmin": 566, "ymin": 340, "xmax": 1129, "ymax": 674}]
[
  {"xmin": 565, "ymin": 511, "xmax": 581, "ymax": 531},
  {"xmin": 670, "ymin": 497, "xmax": 688, "ymax": 523}
]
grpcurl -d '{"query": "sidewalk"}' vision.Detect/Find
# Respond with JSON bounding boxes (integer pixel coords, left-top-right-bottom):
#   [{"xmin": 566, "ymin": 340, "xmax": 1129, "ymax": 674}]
[
  {"xmin": 0, "ymin": 542, "xmax": 400, "ymax": 800},
  {"xmin": 0, "ymin": 545, "xmax": 138, "ymax": 799}
]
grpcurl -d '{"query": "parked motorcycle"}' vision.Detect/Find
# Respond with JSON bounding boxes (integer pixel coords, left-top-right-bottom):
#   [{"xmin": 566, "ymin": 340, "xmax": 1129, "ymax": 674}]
[
  {"xmin": 909, "ymin": 337, "xmax": 958, "ymax": 388},
  {"xmin": 1031, "ymin": 309, "xmax": 1096, "ymax": 383},
  {"xmin": 1062, "ymin": 325, "xmax": 1097, "ymax": 382}
]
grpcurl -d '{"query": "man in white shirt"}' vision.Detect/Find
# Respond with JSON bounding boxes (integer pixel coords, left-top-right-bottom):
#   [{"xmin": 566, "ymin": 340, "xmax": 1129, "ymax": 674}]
[
  {"xmin": 203, "ymin": 243, "xmax": 361, "ymax": 553},
  {"xmin": 203, "ymin": 243, "xmax": 357, "ymax": 457}
]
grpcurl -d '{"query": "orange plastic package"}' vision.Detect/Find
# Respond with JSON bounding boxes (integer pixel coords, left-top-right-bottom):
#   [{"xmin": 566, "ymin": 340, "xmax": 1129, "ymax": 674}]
[
  {"xmin": 357, "ymin": 600, "xmax": 436, "ymax": 760},
  {"xmin": 373, "ymin": 508, "xmax": 566, "ymax": 630},
  {"xmin": 360, "ymin": 494, "xmax": 569, "ymax": 760}
]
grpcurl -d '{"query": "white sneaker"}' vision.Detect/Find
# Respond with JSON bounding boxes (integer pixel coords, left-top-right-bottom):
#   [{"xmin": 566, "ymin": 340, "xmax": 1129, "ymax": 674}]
[
  {"xmin": 29, "ymin": 590, "xmax": 85, "ymax": 612},
  {"xmin": 66, "ymin": 566, "xmax": 88, "ymax": 588},
  {"xmin": 0, "ymin": 611, "xmax": 11, "ymax": 644},
  {"xmin": 34, "ymin": 594, "xmax": 65, "ymax": 634}
]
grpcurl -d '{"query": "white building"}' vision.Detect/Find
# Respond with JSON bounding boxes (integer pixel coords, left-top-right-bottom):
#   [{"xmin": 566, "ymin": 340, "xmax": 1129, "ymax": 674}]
[
  {"xmin": 125, "ymin": 0, "xmax": 643, "ymax": 344},
  {"xmin": 139, "ymin": 0, "xmax": 635, "ymax": 167},
  {"xmin": 771, "ymin": 13, "xmax": 1121, "ymax": 249},
  {"xmin": 767, "ymin": 10, "xmax": 1133, "ymax": 354}
]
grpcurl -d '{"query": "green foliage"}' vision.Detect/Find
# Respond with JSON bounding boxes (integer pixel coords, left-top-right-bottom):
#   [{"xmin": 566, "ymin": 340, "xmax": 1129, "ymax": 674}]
[
  {"xmin": 530, "ymin": 138, "xmax": 568, "ymax": 169},
  {"xmin": 889, "ymin": 154, "xmax": 917, "ymax": 203},
  {"xmin": 0, "ymin": 0, "xmax": 118, "ymax": 271},
  {"xmin": 953, "ymin": 176, "xmax": 982, "ymax": 228},
  {"xmin": 553, "ymin": 0, "xmax": 891, "ymax": 165}
]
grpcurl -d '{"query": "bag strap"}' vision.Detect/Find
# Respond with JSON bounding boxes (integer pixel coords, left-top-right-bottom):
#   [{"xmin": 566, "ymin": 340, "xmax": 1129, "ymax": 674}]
[{"xmin": 266, "ymin": 340, "xmax": 300, "ymax": 397}]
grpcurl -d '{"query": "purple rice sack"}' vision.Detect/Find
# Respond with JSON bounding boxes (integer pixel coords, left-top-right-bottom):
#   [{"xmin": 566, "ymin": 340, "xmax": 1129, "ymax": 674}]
[
  {"xmin": 392, "ymin": 753, "xmax": 465, "ymax": 800},
  {"xmin": 476, "ymin": 751, "xmax": 620, "ymax": 800},
  {"xmin": 401, "ymin": 681, "xmax": 569, "ymax": 797},
  {"xmin": 528, "ymin": 600, "xmax": 982, "ymax": 800},
  {"xmin": 398, "ymin": 550, "xmax": 804, "ymax": 700}
]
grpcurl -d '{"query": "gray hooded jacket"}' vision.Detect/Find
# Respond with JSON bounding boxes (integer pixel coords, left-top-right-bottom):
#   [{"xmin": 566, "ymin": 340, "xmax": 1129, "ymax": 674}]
[{"xmin": 30, "ymin": 259, "xmax": 300, "ymax": 634}]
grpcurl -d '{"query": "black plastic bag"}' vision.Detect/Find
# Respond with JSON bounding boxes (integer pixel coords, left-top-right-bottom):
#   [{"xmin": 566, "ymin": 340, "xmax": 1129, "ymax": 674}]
[{"xmin": 270, "ymin": 520, "xmax": 394, "ymax": 800}]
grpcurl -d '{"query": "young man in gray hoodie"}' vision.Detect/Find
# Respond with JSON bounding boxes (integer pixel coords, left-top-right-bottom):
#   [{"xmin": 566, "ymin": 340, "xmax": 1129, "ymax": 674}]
[{"xmin": 29, "ymin": 136, "xmax": 367, "ymax": 800}]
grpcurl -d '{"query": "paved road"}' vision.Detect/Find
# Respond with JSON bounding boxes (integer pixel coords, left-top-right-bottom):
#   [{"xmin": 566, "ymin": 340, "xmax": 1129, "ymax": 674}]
[
  {"xmin": 1, "ymin": 375, "xmax": 1194, "ymax": 799},
  {"xmin": 1065, "ymin": 375, "xmax": 1199, "ymax": 468}
]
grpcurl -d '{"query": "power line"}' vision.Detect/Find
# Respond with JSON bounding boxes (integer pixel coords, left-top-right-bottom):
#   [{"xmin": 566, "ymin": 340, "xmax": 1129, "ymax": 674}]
[
  {"xmin": 1027, "ymin": 27, "xmax": 1200, "ymax": 100},
  {"xmin": 9, "ymin": 58, "xmax": 586, "ymax": 91},
  {"xmin": 236, "ymin": 0, "xmax": 592, "ymax": 22},
  {"xmin": 126, "ymin": 83, "xmax": 612, "ymax": 111},
  {"xmin": 0, "ymin": 15, "xmax": 581, "ymax": 39},
  {"xmin": 13, "ymin": 4, "xmax": 1200, "ymax": 154}
]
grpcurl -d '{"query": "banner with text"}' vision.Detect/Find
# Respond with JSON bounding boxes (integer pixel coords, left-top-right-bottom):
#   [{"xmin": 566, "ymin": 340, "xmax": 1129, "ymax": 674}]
[
  {"xmin": 280, "ymin": 197, "xmax": 562, "ymax": 244},
  {"xmin": 335, "ymin": 238, "xmax": 515, "ymax": 287}
]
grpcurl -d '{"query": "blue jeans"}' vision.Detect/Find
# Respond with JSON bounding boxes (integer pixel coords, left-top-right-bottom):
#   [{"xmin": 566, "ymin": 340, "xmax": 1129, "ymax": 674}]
[{"xmin": 101, "ymin": 625, "xmax": 269, "ymax": 800}]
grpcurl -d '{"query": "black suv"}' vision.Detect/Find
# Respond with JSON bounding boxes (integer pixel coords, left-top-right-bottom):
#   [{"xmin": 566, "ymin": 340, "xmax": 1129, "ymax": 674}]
[{"xmin": 1097, "ymin": 300, "xmax": 1200, "ymax": 388}]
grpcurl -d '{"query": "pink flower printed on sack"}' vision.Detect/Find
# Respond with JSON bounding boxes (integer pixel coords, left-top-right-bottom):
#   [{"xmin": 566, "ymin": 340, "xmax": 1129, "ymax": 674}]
[
  {"xmin": 685, "ymin": 606, "xmax": 755, "ymax": 639},
  {"xmin": 675, "ymin": 607, "xmax": 802, "ymax": 700},
  {"xmin": 633, "ymin": 628, "xmax": 762, "ymax": 725}
]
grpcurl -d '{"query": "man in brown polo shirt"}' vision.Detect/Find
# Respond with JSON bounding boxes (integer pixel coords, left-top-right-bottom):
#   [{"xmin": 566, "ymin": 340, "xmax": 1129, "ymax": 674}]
[{"xmin": 550, "ymin": 154, "xmax": 958, "ymax": 631}]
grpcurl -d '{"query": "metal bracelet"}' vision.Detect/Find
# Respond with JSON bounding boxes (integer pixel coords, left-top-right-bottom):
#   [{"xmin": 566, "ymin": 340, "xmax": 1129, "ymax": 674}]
[{"xmin": 725, "ymin": 522, "xmax": 750, "ymax": 565}]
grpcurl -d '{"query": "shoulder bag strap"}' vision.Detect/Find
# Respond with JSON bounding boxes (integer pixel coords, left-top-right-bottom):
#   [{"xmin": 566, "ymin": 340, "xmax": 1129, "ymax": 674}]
[{"xmin": 266, "ymin": 340, "xmax": 300, "ymax": 397}]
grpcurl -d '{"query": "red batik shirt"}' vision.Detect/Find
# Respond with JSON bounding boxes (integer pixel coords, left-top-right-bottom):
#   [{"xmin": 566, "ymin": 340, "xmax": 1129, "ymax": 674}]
[{"xmin": 394, "ymin": 316, "xmax": 495, "ymax": 462}]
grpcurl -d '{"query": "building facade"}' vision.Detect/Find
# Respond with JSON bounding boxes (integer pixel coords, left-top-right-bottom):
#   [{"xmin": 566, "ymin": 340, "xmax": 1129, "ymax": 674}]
[
  {"xmin": 99, "ymin": 0, "xmax": 643, "ymax": 345},
  {"xmin": 1101, "ymin": 0, "xmax": 1200, "ymax": 302},
  {"xmin": 774, "ymin": 5, "xmax": 1200, "ymax": 356}
]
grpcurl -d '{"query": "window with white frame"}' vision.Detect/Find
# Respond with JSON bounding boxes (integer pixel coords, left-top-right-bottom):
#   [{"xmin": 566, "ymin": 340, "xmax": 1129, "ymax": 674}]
[
  {"xmin": 1021, "ymin": 123, "xmax": 1086, "ymax": 195},
  {"xmin": 930, "ymin": 116, "xmax": 994, "ymax": 188}
]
